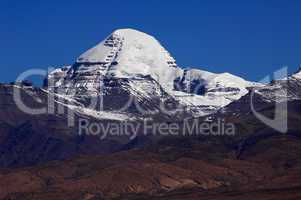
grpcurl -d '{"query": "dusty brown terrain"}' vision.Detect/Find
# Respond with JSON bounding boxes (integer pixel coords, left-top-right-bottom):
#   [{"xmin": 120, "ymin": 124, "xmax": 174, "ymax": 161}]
[{"xmin": 1, "ymin": 132, "xmax": 301, "ymax": 200}]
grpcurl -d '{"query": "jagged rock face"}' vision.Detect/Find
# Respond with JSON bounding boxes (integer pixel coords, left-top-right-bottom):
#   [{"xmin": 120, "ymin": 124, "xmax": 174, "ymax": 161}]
[{"xmin": 74, "ymin": 76, "xmax": 185, "ymax": 120}]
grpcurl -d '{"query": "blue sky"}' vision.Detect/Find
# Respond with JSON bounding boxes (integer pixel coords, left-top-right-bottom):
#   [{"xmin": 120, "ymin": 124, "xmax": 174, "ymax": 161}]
[{"xmin": 1, "ymin": 0, "xmax": 301, "ymax": 84}]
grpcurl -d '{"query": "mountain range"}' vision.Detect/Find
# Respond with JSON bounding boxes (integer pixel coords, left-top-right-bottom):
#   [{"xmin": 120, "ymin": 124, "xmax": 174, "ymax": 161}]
[{"xmin": 1, "ymin": 28, "xmax": 301, "ymax": 200}]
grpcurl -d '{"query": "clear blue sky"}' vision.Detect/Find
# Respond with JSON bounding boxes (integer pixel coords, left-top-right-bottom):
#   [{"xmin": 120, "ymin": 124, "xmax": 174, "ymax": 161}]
[{"xmin": 1, "ymin": 0, "xmax": 301, "ymax": 84}]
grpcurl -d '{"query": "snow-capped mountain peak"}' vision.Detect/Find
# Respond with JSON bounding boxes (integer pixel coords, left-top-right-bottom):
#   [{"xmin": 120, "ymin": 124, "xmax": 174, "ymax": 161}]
[
  {"xmin": 76, "ymin": 28, "xmax": 182, "ymax": 90},
  {"xmin": 46, "ymin": 29, "xmax": 261, "ymax": 117}
]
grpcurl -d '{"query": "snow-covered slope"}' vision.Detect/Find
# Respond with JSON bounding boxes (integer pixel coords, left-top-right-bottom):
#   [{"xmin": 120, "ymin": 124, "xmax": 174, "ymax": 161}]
[
  {"xmin": 175, "ymin": 69, "xmax": 256, "ymax": 98},
  {"xmin": 172, "ymin": 69, "xmax": 258, "ymax": 115}
]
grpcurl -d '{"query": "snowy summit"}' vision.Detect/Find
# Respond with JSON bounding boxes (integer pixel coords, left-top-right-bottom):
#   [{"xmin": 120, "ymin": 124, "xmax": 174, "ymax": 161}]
[{"xmin": 76, "ymin": 28, "xmax": 182, "ymax": 90}]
